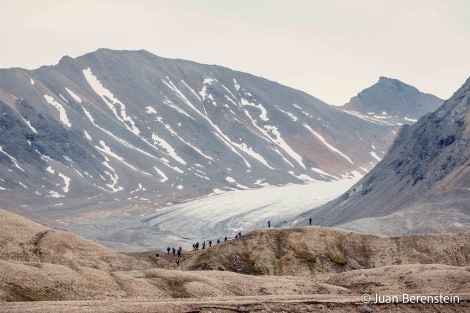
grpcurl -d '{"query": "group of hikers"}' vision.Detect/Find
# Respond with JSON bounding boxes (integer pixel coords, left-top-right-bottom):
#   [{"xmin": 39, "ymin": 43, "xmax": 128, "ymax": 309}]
[
  {"xmin": 192, "ymin": 231, "xmax": 242, "ymax": 251},
  {"xmin": 157, "ymin": 218, "xmax": 313, "ymax": 265},
  {"xmin": 156, "ymin": 245, "xmax": 183, "ymax": 265}
]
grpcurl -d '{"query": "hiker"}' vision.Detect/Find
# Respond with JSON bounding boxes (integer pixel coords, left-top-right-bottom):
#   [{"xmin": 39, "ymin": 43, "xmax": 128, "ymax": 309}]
[
  {"xmin": 177, "ymin": 248, "xmax": 182, "ymax": 258},
  {"xmin": 267, "ymin": 220, "xmax": 271, "ymax": 228},
  {"xmin": 202, "ymin": 241, "xmax": 206, "ymax": 249},
  {"xmin": 217, "ymin": 239, "xmax": 220, "ymax": 244},
  {"xmin": 192, "ymin": 244, "xmax": 196, "ymax": 251},
  {"xmin": 196, "ymin": 242, "xmax": 199, "ymax": 250},
  {"xmin": 309, "ymin": 218, "xmax": 312, "ymax": 226},
  {"xmin": 238, "ymin": 231, "xmax": 242, "ymax": 237},
  {"xmin": 209, "ymin": 240, "xmax": 212, "ymax": 247},
  {"xmin": 224, "ymin": 236, "xmax": 227, "ymax": 242},
  {"xmin": 167, "ymin": 247, "xmax": 171, "ymax": 255},
  {"xmin": 155, "ymin": 253, "xmax": 159, "ymax": 260},
  {"xmin": 172, "ymin": 247, "xmax": 176, "ymax": 255},
  {"xmin": 176, "ymin": 259, "xmax": 180, "ymax": 266}
]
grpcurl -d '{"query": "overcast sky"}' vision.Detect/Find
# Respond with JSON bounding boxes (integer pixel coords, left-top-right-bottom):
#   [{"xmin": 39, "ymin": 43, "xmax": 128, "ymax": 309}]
[{"xmin": 1, "ymin": 0, "xmax": 469, "ymax": 106}]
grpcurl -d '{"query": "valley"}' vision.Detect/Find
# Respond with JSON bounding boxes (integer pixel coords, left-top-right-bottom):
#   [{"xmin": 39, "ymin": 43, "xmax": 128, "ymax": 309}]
[{"xmin": 0, "ymin": 49, "xmax": 444, "ymax": 251}]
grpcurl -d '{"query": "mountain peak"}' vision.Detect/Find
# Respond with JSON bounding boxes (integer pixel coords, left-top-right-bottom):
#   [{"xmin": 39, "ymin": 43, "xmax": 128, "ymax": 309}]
[{"xmin": 341, "ymin": 76, "xmax": 443, "ymax": 124}]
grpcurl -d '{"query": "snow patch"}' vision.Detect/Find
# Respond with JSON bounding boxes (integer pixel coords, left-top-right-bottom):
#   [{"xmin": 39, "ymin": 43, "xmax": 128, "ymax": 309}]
[
  {"xmin": 265, "ymin": 125, "xmax": 305, "ymax": 169},
  {"xmin": 0, "ymin": 146, "xmax": 25, "ymax": 172},
  {"xmin": 83, "ymin": 68, "xmax": 140, "ymax": 135},
  {"xmin": 311, "ymin": 167, "xmax": 338, "ymax": 180},
  {"xmin": 404, "ymin": 117, "xmax": 418, "ymax": 123},
  {"xmin": 84, "ymin": 130, "xmax": 92, "ymax": 141},
  {"xmin": 58, "ymin": 172, "xmax": 71, "ymax": 193},
  {"xmin": 151, "ymin": 132, "xmax": 187, "ymax": 165},
  {"xmin": 22, "ymin": 117, "xmax": 37, "ymax": 133},
  {"xmin": 44, "ymin": 94, "xmax": 72, "ymax": 128},
  {"xmin": 96, "ymin": 140, "xmax": 143, "ymax": 173},
  {"xmin": 146, "ymin": 106, "xmax": 157, "ymax": 114},
  {"xmin": 370, "ymin": 151, "xmax": 381, "ymax": 162},
  {"xmin": 46, "ymin": 166, "xmax": 54, "ymax": 174},
  {"xmin": 181, "ymin": 80, "xmax": 202, "ymax": 101},
  {"xmin": 162, "ymin": 97, "xmax": 193, "ymax": 119},
  {"xmin": 233, "ymin": 78, "xmax": 240, "ymax": 90},
  {"xmin": 240, "ymin": 97, "xmax": 269, "ymax": 122},
  {"xmin": 304, "ymin": 124, "xmax": 354, "ymax": 164},
  {"xmin": 153, "ymin": 166, "xmax": 168, "ymax": 183},
  {"xmin": 65, "ymin": 87, "xmax": 82, "ymax": 103},
  {"xmin": 225, "ymin": 176, "xmax": 236, "ymax": 183}
]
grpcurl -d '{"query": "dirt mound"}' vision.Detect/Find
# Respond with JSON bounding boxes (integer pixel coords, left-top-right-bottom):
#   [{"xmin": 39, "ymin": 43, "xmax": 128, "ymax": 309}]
[
  {"xmin": 327, "ymin": 263, "xmax": 470, "ymax": 295},
  {"xmin": 0, "ymin": 209, "xmax": 152, "ymax": 271},
  {"xmin": 181, "ymin": 226, "xmax": 470, "ymax": 279}
]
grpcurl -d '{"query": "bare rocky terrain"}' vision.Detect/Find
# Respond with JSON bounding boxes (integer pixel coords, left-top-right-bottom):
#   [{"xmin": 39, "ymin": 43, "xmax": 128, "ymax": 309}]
[{"xmin": 1, "ymin": 208, "xmax": 469, "ymax": 312}]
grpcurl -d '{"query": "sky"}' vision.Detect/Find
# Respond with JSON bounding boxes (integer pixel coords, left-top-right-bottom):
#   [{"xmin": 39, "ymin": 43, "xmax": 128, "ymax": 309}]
[{"xmin": 1, "ymin": 0, "xmax": 469, "ymax": 106}]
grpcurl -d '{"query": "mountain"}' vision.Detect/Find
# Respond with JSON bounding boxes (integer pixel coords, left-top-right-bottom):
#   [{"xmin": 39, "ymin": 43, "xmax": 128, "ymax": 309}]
[
  {"xmin": 341, "ymin": 76, "xmax": 443, "ymax": 125},
  {"xmin": 295, "ymin": 76, "xmax": 470, "ymax": 235},
  {"xmin": 0, "ymin": 49, "xmax": 396, "ymax": 223}
]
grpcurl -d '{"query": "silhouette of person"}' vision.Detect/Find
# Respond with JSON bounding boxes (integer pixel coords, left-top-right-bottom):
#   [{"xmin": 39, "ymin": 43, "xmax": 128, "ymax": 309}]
[{"xmin": 309, "ymin": 218, "xmax": 312, "ymax": 226}]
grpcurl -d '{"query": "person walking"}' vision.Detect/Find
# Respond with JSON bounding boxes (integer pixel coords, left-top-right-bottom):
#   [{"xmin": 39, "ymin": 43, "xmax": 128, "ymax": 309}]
[
  {"xmin": 209, "ymin": 240, "xmax": 212, "ymax": 247},
  {"xmin": 267, "ymin": 220, "xmax": 271, "ymax": 228},
  {"xmin": 172, "ymin": 247, "xmax": 176, "ymax": 255},
  {"xmin": 167, "ymin": 247, "xmax": 171, "ymax": 255},
  {"xmin": 309, "ymin": 218, "xmax": 312, "ymax": 226},
  {"xmin": 224, "ymin": 236, "xmax": 227, "ymax": 242}
]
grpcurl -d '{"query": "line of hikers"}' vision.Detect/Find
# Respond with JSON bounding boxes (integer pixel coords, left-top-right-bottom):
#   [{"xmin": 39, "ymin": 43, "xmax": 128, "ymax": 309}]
[
  {"xmin": 192, "ymin": 231, "xmax": 243, "ymax": 251},
  {"xmin": 160, "ymin": 218, "xmax": 313, "ymax": 261}
]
